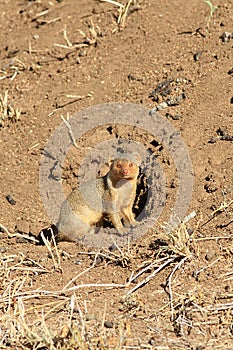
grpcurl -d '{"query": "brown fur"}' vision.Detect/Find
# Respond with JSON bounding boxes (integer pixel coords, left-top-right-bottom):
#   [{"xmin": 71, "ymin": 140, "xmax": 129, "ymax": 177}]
[{"xmin": 57, "ymin": 157, "xmax": 140, "ymax": 242}]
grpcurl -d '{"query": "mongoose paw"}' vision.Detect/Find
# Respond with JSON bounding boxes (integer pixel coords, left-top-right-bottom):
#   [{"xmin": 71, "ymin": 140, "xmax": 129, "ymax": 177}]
[
  {"xmin": 124, "ymin": 220, "xmax": 139, "ymax": 228},
  {"xmin": 131, "ymin": 220, "xmax": 139, "ymax": 227},
  {"xmin": 115, "ymin": 227, "xmax": 128, "ymax": 236}
]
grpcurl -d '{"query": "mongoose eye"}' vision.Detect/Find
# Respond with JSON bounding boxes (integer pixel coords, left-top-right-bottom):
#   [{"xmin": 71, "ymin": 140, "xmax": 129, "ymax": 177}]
[
  {"xmin": 117, "ymin": 163, "xmax": 122, "ymax": 169},
  {"xmin": 129, "ymin": 162, "xmax": 133, "ymax": 167}
]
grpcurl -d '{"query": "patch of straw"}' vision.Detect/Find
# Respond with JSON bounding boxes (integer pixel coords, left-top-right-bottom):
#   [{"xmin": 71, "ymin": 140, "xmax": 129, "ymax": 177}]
[
  {"xmin": 0, "ymin": 91, "xmax": 21, "ymax": 127},
  {"xmin": 100, "ymin": 0, "xmax": 140, "ymax": 30}
]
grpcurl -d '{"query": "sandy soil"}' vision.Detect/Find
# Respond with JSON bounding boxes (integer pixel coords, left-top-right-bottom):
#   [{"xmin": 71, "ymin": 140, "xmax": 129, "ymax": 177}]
[{"xmin": 0, "ymin": 0, "xmax": 233, "ymax": 349}]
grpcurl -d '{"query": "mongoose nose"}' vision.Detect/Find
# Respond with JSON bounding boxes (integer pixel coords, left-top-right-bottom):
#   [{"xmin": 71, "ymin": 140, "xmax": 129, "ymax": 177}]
[{"xmin": 123, "ymin": 169, "xmax": 128, "ymax": 175}]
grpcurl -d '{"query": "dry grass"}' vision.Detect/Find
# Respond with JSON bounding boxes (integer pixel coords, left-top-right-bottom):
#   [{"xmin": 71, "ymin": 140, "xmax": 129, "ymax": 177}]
[
  {"xmin": 54, "ymin": 21, "xmax": 100, "ymax": 51},
  {"xmin": 99, "ymin": 0, "xmax": 140, "ymax": 30},
  {"xmin": 0, "ymin": 91, "xmax": 21, "ymax": 127},
  {"xmin": 1, "ymin": 210, "xmax": 233, "ymax": 349},
  {"xmin": 0, "ymin": 58, "xmax": 26, "ymax": 81}
]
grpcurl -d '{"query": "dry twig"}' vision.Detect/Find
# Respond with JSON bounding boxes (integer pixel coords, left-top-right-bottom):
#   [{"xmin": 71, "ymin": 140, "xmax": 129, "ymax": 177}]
[
  {"xmin": 125, "ymin": 257, "xmax": 176, "ymax": 297},
  {"xmin": 167, "ymin": 257, "xmax": 188, "ymax": 321},
  {"xmin": 61, "ymin": 114, "xmax": 92, "ymax": 150},
  {"xmin": 39, "ymin": 231, "xmax": 62, "ymax": 271},
  {"xmin": 100, "ymin": 0, "xmax": 139, "ymax": 30}
]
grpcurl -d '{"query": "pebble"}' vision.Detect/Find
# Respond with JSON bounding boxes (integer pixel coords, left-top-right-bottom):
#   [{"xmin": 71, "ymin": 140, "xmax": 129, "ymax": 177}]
[
  {"xmin": 194, "ymin": 51, "xmax": 202, "ymax": 61},
  {"xmin": 208, "ymin": 136, "xmax": 219, "ymax": 143},
  {"xmin": 73, "ymin": 260, "xmax": 82, "ymax": 265},
  {"xmin": 196, "ymin": 346, "xmax": 205, "ymax": 350},
  {"xmin": 150, "ymin": 92, "xmax": 186, "ymax": 113},
  {"xmin": 205, "ymin": 252, "xmax": 215, "ymax": 262},
  {"xmin": 172, "ymin": 114, "xmax": 181, "ymax": 120},
  {"xmin": 149, "ymin": 107, "xmax": 157, "ymax": 116},
  {"xmin": 104, "ymin": 320, "xmax": 114, "ymax": 328},
  {"xmin": 0, "ymin": 246, "xmax": 7, "ymax": 253},
  {"xmin": 149, "ymin": 78, "xmax": 173, "ymax": 97},
  {"xmin": 225, "ymin": 284, "xmax": 232, "ymax": 292},
  {"xmin": 187, "ymin": 228, "xmax": 194, "ymax": 235},
  {"xmin": 95, "ymin": 256, "xmax": 103, "ymax": 265},
  {"xmin": 156, "ymin": 101, "xmax": 168, "ymax": 110},
  {"xmin": 109, "ymin": 244, "xmax": 117, "ymax": 252},
  {"xmin": 148, "ymin": 338, "xmax": 155, "ymax": 345},
  {"xmin": 220, "ymin": 32, "xmax": 233, "ymax": 43},
  {"xmin": 221, "ymin": 134, "xmax": 233, "ymax": 141},
  {"xmin": 176, "ymin": 93, "xmax": 186, "ymax": 102},
  {"xmin": 217, "ymin": 127, "xmax": 227, "ymax": 136},
  {"xmin": 6, "ymin": 194, "xmax": 16, "ymax": 205},
  {"xmin": 78, "ymin": 49, "xmax": 86, "ymax": 57}
]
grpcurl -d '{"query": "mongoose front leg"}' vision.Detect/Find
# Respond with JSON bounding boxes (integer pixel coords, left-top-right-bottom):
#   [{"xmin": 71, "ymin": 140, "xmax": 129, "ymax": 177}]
[
  {"xmin": 108, "ymin": 213, "xmax": 126, "ymax": 235},
  {"xmin": 122, "ymin": 207, "xmax": 138, "ymax": 227}
]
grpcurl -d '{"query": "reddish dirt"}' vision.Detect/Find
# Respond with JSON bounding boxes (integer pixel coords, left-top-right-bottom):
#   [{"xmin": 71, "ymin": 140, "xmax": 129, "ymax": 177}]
[{"xmin": 0, "ymin": 0, "xmax": 233, "ymax": 349}]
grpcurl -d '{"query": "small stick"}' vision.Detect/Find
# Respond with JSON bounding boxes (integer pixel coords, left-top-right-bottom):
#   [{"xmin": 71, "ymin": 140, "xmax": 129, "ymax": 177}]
[
  {"xmin": 2, "ymin": 300, "xmax": 67, "ymax": 320},
  {"xmin": 40, "ymin": 300, "xmax": 67, "ymax": 323},
  {"xmin": 223, "ymin": 276, "xmax": 233, "ymax": 282},
  {"xmin": 110, "ymin": 235, "xmax": 125, "ymax": 256},
  {"xmin": 61, "ymin": 114, "xmax": 83, "ymax": 149},
  {"xmin": 40, "ymin": 231, "xmax": 62, "ymax": 271},
  {"xmin": 51, "ymin": 229, "xmax": 61, "ymax": 269},
  {"xmin": 217, "ymin": 271, "xmax": 233, "ymax": 278},
  {"xmin": 209, "ymin": 303, "xmax": 233, "ymax": 311},
  {"xmin": 33, "ymin": 9, "xmax": 50, "ymax": 20},
  {"xmin": 126, "ymin": 257, "xmax": 176, "ymax": 297},
  {"xmin": 38, "ymin": 17, "xmax": 61, "ymax": 25},
  {"xmin": 62, "ymin": 253, "xmax": 99, "ymax": 290},
  {"xmin": 193, "ymin": 257, "xmax": 222, "ymax": 281},
  {"xmin": 0, "ymin": 223, "xmax": 39, "ymax": 244},
  {"xmin": 74, "ymin": 298, "xmax": 86, "ymax": 339},
  {"xmin": 69, "ymin": 294, "xmax": 75, "ymax": 324},
  {"xmin": 128, "ymin": 256, "xmax": 171, "ymax": 285},
  {"xmin": 28, "ymin": 40, "xmax": 32, "ymax": 55},
  {"xmin": 200, "ymin": 199, "xmax": 233, "ymax": 228},
  {"xmin": 217, "ymin": 294, "xmax": 233, "ymax": 299},
  {"xmin": 61, "ymin": 114, "xmax": 92, "ymax": 150},
  {"xmin": 100, "ymin": 0, "xmax": 124, "ymax": 8},
  {"xmin": 120, "ymin": 0, "xmax": 133, "ymax": 28},
  {"xmin": 0, "ymin": 223, "xmax": 11, "ymax": 235},
  {"xmin": 196, "ymin": 236, "xmax": 230, "ymax": 241},
  {"xmin": 167, "ymin": 256, "xmax": 188, "ymax": 321},
  {"xmin": 63, "ymin": 26, "xmax": 73, "ymax": 47},
  {"xmin": 9, "ymin": 68, "xmax": 19, "ymax": 79},
  {"xmin": 79, "ymin": 250, "xmax": 117, "ymax": 262},
  {"xmin": 63, "ymin": 283, "xmax": 125, "ymax": 293},
  {"xmin": 101, "ymin": 302, "xmax": 107, "ymax": 330},
  {"xmin": 54, "ymin": 43, "xmax": 88, "ymax": 49},
  {"xmin": 0, "ymin": 290, "xmax": 61, "ymax": 303},
  {"xmin": 29, "ymin": 142, "xmax": 40, "ymax": 150},
  {"xmin": 211, "ymin": 200, "xmax": 233, "ymax": 216},
  {"xmin": 14, "ymin": 58, "xmax": 27, "ymax": 68},
  {"xmin": 10, "ymin": 267, "xmax": 49, "ymax": 273},
  {"xmin": 57, "ymin": 93, "xmax": 92, "ymax": 109}
]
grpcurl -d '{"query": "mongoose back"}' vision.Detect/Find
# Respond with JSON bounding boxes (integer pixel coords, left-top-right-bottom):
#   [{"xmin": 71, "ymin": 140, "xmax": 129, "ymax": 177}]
[{"xmin": 57, "ymin": 156, "xmax": 140, "ymax": 242}]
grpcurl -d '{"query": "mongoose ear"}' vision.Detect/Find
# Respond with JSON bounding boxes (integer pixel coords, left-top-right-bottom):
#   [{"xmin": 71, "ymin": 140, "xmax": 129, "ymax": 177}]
[
  {"xmin": 132, "ymin": 153, "xmax": 141, "ymax": 165},
  {"xmin": 108, "ymin": 158, "xmax": 114, "ymax": 167}
]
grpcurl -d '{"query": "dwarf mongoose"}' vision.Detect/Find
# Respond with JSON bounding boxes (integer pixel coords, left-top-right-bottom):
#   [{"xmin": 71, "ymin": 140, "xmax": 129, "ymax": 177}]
[{"xmin": 56, "ymin": 155, "xmax": 141, "ymax": 242}]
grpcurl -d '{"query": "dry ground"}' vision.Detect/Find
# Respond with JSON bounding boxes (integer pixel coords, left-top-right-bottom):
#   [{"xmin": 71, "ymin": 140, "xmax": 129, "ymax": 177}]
[{"xmin": 0, "ymin": 0, "xmax": 233, "ymax": 349}]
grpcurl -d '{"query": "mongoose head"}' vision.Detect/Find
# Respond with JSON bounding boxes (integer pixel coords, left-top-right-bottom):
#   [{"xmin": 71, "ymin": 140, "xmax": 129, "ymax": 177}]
[{"xmin": 109, "ymin": 154, "xmax": 141, "ymax": 181}]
